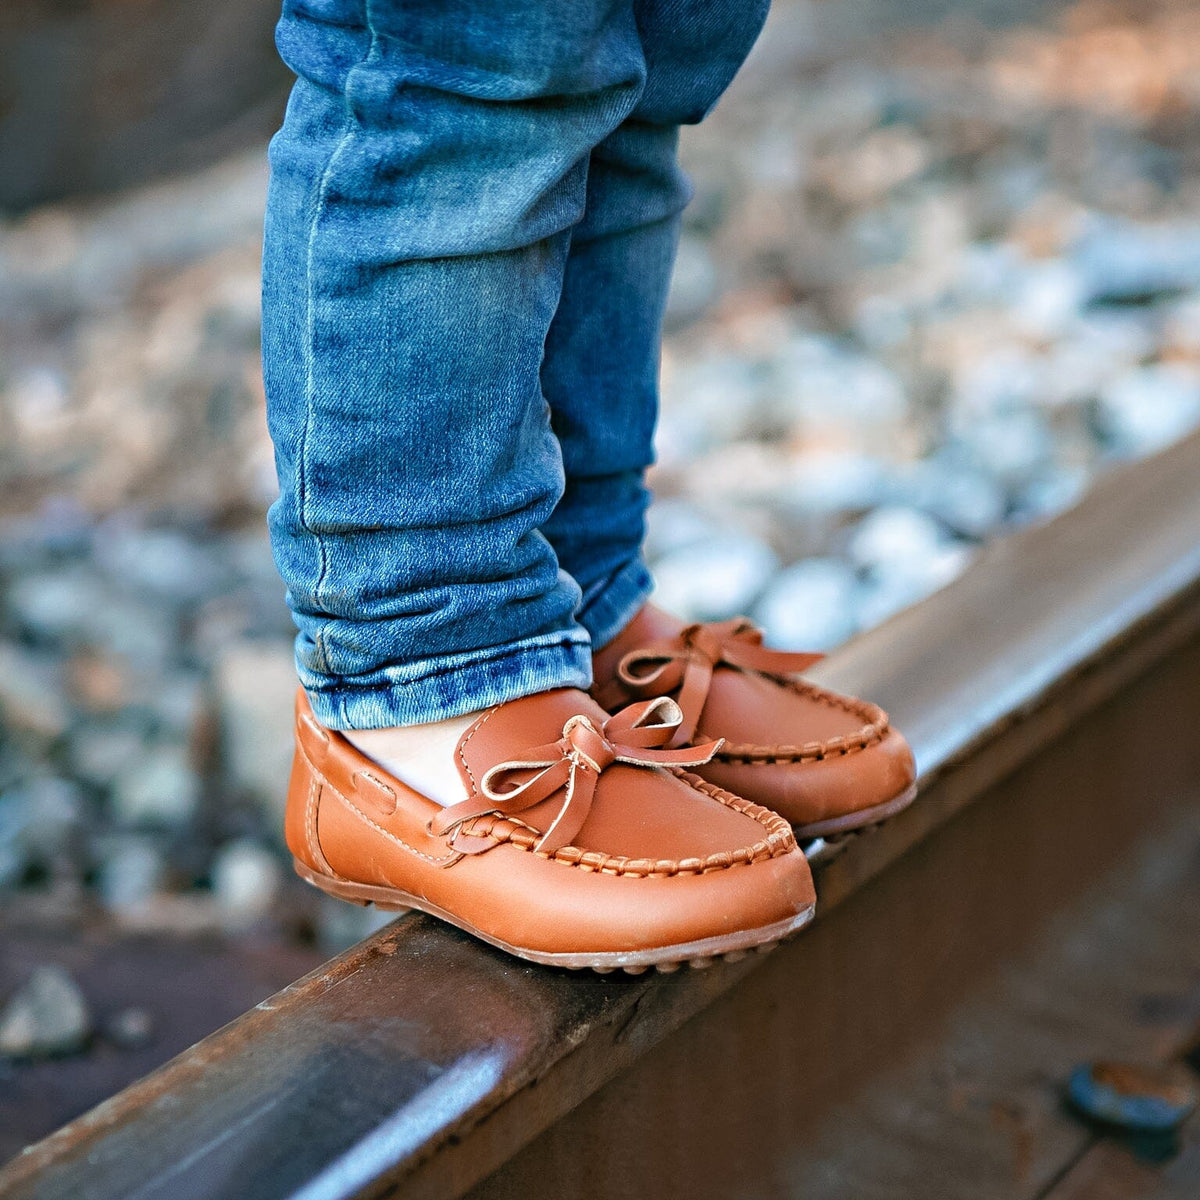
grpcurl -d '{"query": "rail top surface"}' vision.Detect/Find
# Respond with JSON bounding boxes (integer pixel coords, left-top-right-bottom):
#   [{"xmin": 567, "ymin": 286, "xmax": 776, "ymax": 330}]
[{"xmin": 4, "ymin": 431, "xmax": 1200, "ymax": 1200}]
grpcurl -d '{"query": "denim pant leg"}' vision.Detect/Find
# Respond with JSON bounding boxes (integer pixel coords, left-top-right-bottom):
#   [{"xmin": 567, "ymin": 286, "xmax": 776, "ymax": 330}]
[
  {"xmin": 262, "ymin": 0, "xmax": 646, "ymax": 728},
  {"xmin": 539, "ymin": 0, "xmax": 772, "ymax": 649}
]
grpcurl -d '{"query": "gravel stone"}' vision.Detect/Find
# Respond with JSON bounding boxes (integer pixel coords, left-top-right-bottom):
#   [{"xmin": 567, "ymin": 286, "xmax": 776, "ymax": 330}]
[
  {"xmin": 109, "ymin": 744, "xmax": 200, "ymax": 827},
  {"xmin": 0, "ymin": 966, "xmax": 91, "ymax": 1059},
  {"xmin": 753, "ymin": 558, "xmax": 860, "ymax": 651},
  {"xmin": 0, "ymin": 643, "xmax": 71, "ymax": 745},
  {"xmin": 1098, "ymin": 365, "xmax": 1200, "ymax": 457},
  {"xmin": 96, "ymin": 835, "xmax": 167, "ymax": 912},
  {"xmin": 212, "ymin": 838, "xmax": 283, "ymax": 929},
  {"xmin": 213, "ymin": 642, "xmax": 299, "ymax": 828},
  {"xmin": 650, "ymin": 536, "xmax": 779, "ymax": 623}
]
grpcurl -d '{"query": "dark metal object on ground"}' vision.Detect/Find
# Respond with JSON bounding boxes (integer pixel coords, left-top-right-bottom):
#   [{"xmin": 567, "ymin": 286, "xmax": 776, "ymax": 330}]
[{"xmin": 1067, "ymin": 1062, "xmax": 1198, "ymax": 1134}]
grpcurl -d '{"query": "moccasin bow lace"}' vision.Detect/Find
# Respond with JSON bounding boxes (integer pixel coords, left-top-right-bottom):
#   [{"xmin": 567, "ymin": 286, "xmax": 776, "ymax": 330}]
[
  {"xmin": 429, "ymin": 696, "xmax": 723, "ymax": 856},
  {"xmin": 612, "ymin": 618, "xmax": 824, "ymax": 748}
]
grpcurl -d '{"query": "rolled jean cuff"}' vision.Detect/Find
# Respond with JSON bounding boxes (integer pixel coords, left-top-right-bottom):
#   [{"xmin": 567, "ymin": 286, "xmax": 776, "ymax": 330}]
[
  {"xmin": 299, "ymin": 629, "xmax": 594, "ymax": 729},
  {"xmin": 577, "ymin": 557, "xmax": 655, "ymax": 651}
]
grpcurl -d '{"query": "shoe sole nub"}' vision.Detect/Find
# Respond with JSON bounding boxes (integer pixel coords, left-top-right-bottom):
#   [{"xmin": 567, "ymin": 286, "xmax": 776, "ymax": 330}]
[{"xmin": 293, "ymin": 858, "xmax": 814, "ymax": 973}]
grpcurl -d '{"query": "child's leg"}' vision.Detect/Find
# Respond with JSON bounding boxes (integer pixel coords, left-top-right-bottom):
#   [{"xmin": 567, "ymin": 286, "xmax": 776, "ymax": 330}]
[
  {"xmin": 270, "ymin": 0, "xmax": 820, "ymax": 966},
  {"xmin": 538, "ymin": 0, "xmax": 771, "ymax": 649},
  {"xmin": 262, "ymin": 0, "xmax": 647, "ymax": 731}
]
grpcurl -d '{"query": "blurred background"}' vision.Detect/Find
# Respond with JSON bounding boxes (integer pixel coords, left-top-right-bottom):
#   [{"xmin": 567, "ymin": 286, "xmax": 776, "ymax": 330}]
[{"xmin": 2, "ymin": 0, "xmax": 1200, "ymax": 1160}]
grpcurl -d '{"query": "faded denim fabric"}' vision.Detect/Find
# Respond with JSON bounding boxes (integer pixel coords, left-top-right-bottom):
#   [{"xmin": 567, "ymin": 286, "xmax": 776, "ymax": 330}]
[{"xmin": 263, "ymin": 0, "xmax": 770, "ymax": 728}]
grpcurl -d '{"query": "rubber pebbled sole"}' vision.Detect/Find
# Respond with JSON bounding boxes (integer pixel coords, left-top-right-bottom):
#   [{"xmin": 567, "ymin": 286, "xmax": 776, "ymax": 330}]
[
  {"xmin": 293, "ymin": 858, "xmax": 815, "ymax": 973},
  {"xmin": 800, "ymin": 783, "xmax": 918, "ymax": 864},
  {"xmin": 794, "ymin": 781, "xmax": 918, "ymax": 841}
]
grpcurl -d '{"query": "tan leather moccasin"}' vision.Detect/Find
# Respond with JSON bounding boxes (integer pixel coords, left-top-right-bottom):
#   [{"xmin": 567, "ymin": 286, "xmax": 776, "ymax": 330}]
[
  {"xmin": 592, "ymin": 605, "xmax": 917, "ymax": 841},
  {"xmin": 285, "ymin": 686, "xmax": 815, "ymax": 972}
]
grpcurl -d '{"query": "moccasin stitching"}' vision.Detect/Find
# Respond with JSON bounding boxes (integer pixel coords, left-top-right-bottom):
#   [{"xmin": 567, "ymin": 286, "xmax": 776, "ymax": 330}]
[
  {"xmin": 462, "ymin": 768, "xmax": 796, "ymax": 873},
  {"xmin": 304, "ymin": 775, "xmax": 336, "ymax": 876},
  {"xmin": 456, "ymin": 705, "xmax": 500, "ymax": 792},
  {"xmin": 714, "ymin": 680, "xmax": 890, "ymax": 763}
]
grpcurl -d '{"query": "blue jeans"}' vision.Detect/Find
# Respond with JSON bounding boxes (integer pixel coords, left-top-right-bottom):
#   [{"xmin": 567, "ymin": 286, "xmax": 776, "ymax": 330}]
[{"xmin": 263, "ymin": 0, "xmax": 769, "ymax": 728}]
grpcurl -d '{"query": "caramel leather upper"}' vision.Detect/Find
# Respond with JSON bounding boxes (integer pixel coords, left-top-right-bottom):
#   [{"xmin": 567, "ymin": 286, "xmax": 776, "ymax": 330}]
[
  {"xmin": 285, "ymin": 687, "xmax": 815, "ymax": 956},
  {"xmin": 592, "ymin": 605, "xmax": 917, "ymax": 829}
]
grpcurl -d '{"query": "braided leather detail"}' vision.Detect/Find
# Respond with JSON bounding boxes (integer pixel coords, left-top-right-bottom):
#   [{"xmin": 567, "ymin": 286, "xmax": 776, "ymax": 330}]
[
  {"xmin": 458, "ymin": 768, "xmax": 797, "ymax": 874},
  {"xmin": 716, "ymin": 681, "xmax": 891, "ymax": 763}
]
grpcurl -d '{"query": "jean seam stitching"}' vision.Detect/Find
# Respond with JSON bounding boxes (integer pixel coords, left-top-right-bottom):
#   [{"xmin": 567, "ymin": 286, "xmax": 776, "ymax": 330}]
[{"xmin": 300, "ymin": 3, "xmax": 379, "ymax": 681}]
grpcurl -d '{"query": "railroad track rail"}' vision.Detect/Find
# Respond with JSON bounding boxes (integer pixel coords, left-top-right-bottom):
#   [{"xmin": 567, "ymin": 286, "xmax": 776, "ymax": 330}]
[{"xmin": 3, "ymin": 430, "xmax": 1200, "ymax": 1200}]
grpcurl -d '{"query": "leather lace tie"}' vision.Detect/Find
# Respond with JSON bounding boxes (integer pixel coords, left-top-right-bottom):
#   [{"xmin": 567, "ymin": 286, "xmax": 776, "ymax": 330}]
[
  {"xmin": 611, "ymin": 618, "xmax": 824, "ymax": 748},
  {"xmin": 429, "ymin": 696, "xmax": 722, "ymax": 856}
]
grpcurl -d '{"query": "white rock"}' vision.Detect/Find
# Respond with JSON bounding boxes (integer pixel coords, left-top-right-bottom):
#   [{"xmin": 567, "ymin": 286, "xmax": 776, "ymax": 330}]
[
  {"xmin": 0, "ymin": 804, "xmax": 24, "ymax": 887},
  {"xmin": 1098, "ymin": 365, "xmax": 1200, "ymax": 457},
  {"xmin": 69, "ymin": 724, "xmax": 149, "ymax": 787},
  {"xmin": 852, "ymin": 294, "xmax": 912, "ymax": 351},
  {"xmin": 677, "ymin": 441, "xmax": 794, "ymax": 509},
  {"xmin": 92, "ymin": 523, "xmax": 224, "ymax": 604},
  {"xmin": 951, "ymin": 349, "xmax": 1044, "ymax": 417},
  {"xmin": 0, "ymin": 966, "xmax": 91, "ymax": 1059},
  {"xmin": 0, "ymin": 642, "xmax": 71, "ymax": 744},
  {"xmin": 105, "ymin": 1006, "xmax": 155, "ymax": 1049},
  {"xmin": 97, "ymin": 836, "xmax": 167, "ymax": 912},
  {"xmin": 1009, "ymin": 259, "xmax": 1087, "ymax": 340},
  {"xmin": 8, "ymin": 569, "xmax": 176, "ymax": 671},
  {"xmin": 783, "ymin": 451, "xmax": 889, "ymax": 516},
  {"xmin": 1073, "ymin": 216, "xmax": 1200, "ymax": 303},
  {"xmin": 5, "ymin": 566, "xmax": 102, "ymax": 643},
  {"xmin": 5, "ymin": 776, "xmax": 83, "ymax": 860},
  {"xmin": 1012, "ymin": 466, "xmax": 1091, "ymax": 524},
  {"xmin": 1040, "ymin": 312, "xmax": 1155, "ymax": 405},
  {"xmin": 644, "ymin": 499, "xmax": 721, "ymax": 562},
  {"xmin": 5, "ymin": 366, "xmax": 71, "ymax": 443},
  {"xmin": 85, "ymin": 599, "xmax": 177, "ymax": 672},
  {"xmin": 0, "ymin": 776, "xmax": 82, "ymax": 885},
  {"xmin": 771, "ymin": 336, "xmax": 909, "ymax": 453},
  {"xmin": 848, "ymin": 503, "xmax": 975, "ymax": 627},
  {"xmin": 1163, "ymin": 293, "xmax": 1200, "ymax": 355},
  {"xmin": 847, "ymin": 506, "xmax": 948, "ymax": 574},
  {"xmin": 955, "ymin": 241, "xmax": 1025, "ymax": 304},
  {"xmin": 0, "ymin": 497, "xmax": 92, "ymax": 569},
  {"xmin": 952, "ymin": 407, "xmax": 1053, "ymax": 489},
  {"xmin": 212, "ymin": 838, "xmax": 282, "ymax": 929},
  {"xmin": 855, "ymin": 542, "xmax": 976, "ymax": 628},
  {"xmin": 213, "ymin": 642, "xmax": 299, "ymax": 829},
  {"xmin": 753, "ymin": 559, "xmax": 859, "ymax": 651},
  {"xmin": 151, "ymin": 671, "xmax": 206, "ymax": 736},
  {"xmin": 819, "ymin": 125, "xmax": 931, "ymax": 205},
  {"xmin": 650, "ymin": 536, "xmax": 779, "ymax": 623},
  {"xmin": 110, "ymin": 744, "xmax": 199, "ymax": 826},
  {"xmin": 899, "ymin": 456, "xmax": 1007, "ymax": 538},
  {"xmin": 658, "ymin": 354, "xmax": 762, "ymax": 464}
]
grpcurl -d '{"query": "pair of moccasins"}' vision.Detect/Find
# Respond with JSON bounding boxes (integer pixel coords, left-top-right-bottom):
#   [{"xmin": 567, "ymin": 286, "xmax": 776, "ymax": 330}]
[{"xmin": 285, "ymin": 604, "xmax": 917, "ymax": 972}]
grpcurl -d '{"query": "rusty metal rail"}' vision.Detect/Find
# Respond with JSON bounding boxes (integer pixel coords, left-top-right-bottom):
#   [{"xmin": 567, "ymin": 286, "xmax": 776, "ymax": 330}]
[{"xmin": 3, "ymin": 430, "xmax": 1200, "ymax": 1200}]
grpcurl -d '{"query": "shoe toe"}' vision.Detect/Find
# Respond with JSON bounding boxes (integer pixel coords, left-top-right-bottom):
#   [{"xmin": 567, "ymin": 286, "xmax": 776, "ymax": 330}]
[{"xmin": 698, "ymin": 722, "xmax": 917, "ymax": 834}]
